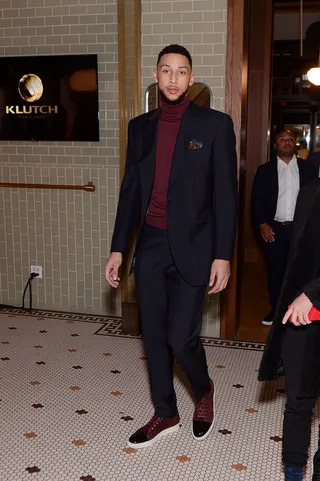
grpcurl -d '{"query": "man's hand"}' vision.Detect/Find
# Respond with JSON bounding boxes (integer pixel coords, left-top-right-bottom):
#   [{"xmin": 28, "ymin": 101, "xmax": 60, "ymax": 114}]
[
  {"xmin": 105, "ymin": 252, "xmax": 123, "ymax": 288},
  {"xmin": 282, "ymin": 293, "xmax": 313, "ymax": 326},
  {"xmin": 208, "ymin": 259, "xmax": 230, "ymax": 294},
  {"xmin": 260, "ymin": 223, "xmax": 275, "ymax": 242}
]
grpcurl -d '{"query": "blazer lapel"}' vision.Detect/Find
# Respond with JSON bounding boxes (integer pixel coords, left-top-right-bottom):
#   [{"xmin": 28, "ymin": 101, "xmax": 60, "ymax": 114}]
[
  {"xmin": 168, "ymin": 103, "xmax": 195, "ymax": 190},
  {"xmin": 298, "ymin": 158, "xmax": 312, "ymax": 186},
  {"xmin": 138, "ymin": 109, "xmax": 160, "ymax": 214},
  {"xmin": 269, "ymin": 158, "xmax": 279, "ymax": 212}
]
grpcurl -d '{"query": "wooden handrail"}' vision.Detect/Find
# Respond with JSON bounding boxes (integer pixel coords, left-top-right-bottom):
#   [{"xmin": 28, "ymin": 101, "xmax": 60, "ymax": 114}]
[{"xmin": 0, "ymin": 181, "xmax": 95, "ymax": 192}]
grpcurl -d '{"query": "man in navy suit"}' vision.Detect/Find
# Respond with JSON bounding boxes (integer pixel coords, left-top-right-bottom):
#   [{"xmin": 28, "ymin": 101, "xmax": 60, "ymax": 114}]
[
  {"xmin": 105, "ymin": 44, "xmax": 238, "ymax": 448},
  {"xmin": 252, "ymin": 130, "xmax": 318, "ymax": 326}
]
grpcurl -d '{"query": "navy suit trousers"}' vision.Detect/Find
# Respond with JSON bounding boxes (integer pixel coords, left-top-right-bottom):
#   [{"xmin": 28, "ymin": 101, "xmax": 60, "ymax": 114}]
[{"xmin": 134, "ymin": 224, "xmax": 211, "ymax": 418}]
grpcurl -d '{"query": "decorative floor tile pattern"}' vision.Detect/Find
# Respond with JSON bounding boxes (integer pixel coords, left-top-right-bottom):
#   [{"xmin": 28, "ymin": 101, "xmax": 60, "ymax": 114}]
[{"xmin": 0, "ymin": 308, "xmax": 319, "ymax": 481}]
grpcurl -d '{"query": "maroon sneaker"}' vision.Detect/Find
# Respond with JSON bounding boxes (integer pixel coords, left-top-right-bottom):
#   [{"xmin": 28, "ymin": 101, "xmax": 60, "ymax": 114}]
[
  {"xmin": 192, "ymin": 379, "xmax": 215, "ymax": 440},
  {"xmin": 127, "ymin": 415, "xmax": 180, "ymax": 449}
]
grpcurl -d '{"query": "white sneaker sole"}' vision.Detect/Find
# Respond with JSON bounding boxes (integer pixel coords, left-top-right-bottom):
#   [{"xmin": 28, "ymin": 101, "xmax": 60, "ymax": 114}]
[
  {"xmin": 261, "ymin": 320, "xmax": 273, "ymax": 326},
  {"xmin": 192, "ymin": 384, "xmax": 215, "ymax": 441},
  {"xmin": 127, "ymin": 422, "xmax": 180, "ymax": 449}
]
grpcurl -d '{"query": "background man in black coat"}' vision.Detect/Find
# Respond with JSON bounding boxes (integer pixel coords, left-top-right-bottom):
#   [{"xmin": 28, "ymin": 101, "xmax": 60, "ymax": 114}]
[
  {"xmin": 104, "ymin": 44, "xmax": 238, "ymax": 448},
  {"xmin": 259, "ymin": 179, "xmax": 320, "ymax": 481},
  {"xmin": 251, "ymin": 130, "xmax": 318, "ymax": 326}
]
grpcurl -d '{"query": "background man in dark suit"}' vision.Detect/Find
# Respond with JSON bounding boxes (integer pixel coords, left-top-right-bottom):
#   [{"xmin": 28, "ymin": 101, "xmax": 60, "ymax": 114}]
[
  {"xmin": 251, "ymin": 130, "xmax": 317, "ymax": 327},
  {"xmin": 308, "ymin": 150, "xmax": 320, "ymax": 176},
  {"xmin": 259, "ymin": 179, "xmax": 320, "ymax": 481},
  {"xmin": 105, "ymin": 44, "xmax": 238, "ymax": 448}
]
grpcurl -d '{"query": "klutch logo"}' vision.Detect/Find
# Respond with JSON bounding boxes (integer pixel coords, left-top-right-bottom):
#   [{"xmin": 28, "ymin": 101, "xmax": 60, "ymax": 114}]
[
  {"xmin": 18, "ymin": 74, "xmax": 43, "ymax": 102},
  {"xmin": 6, "ymin": 104, "xmax": 58, "ymax": 114},
  {"xmin": 5, "ymin": 73, "xmax": 58, "ymax": 115}
]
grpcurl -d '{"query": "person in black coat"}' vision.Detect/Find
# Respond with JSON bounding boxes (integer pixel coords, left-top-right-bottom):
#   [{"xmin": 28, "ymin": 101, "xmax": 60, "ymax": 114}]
[
  {"xmin": 259, "ymin": 179, "xmax": 320, "ymax": 481},
  {"xmin": 251, "ymin": 130, "xmax": 318, "ymax": 326}
]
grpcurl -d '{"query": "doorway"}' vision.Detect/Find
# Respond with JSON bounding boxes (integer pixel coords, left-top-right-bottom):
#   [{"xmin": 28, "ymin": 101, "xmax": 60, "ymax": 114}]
[{"xmin": 235, "ymin": 0, "xmax": 320, "ymax": 342}]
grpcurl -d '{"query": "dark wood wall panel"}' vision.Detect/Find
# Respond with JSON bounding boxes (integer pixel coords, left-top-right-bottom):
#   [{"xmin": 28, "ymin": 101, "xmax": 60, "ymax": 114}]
[
  {"xmin": 236, "ymin": 0, "xmax": 274, "ymax": 341},
  {"xmin": 223, "ymin": 0, "xmax": 247, "ymax": 339}
]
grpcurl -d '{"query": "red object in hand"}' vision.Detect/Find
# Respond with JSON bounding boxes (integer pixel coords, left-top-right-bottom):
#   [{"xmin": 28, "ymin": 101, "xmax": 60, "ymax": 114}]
[
  {"xmin": 288, "ymin": 305, "xmax": 320, "ymax": 321},
  {"xmin": 308, "ymin": 307, "xmax": 320, "ymax": 321}
]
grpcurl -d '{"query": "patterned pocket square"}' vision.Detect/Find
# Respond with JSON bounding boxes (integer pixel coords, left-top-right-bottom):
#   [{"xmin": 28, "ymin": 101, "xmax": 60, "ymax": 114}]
[{"xmin": 189, "ymin": 139, "xmax": 203, "ymax": 150}]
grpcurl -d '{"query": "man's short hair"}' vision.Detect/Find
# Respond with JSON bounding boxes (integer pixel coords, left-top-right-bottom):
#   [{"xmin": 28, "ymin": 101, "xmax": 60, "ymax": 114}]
[
  {"xmin": 274, "ymin": 129, "xmax": 297, "ymax": 142},
  {"xmin": 157, "ymin": 44, "xmax": 192, "ymax": 69}
]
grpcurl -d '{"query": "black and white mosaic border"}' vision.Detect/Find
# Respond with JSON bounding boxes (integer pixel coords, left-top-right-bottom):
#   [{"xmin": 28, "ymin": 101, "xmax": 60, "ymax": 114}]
[{"xmin": 0, "ymin": 307, "xmax": 265, "ymax": 351}]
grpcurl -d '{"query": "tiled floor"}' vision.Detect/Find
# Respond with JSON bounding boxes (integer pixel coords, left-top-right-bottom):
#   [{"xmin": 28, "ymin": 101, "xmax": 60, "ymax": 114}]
[{"xmin": 0, "ymin": 308, "xmax": 319, "ymax": 481}]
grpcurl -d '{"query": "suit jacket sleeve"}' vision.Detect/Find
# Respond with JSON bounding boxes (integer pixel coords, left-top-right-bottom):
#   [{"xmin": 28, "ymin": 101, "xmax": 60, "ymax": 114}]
[
  {"xmin": 110, "ymin": 120, "xmax": 141, "ymax": 253},
  {"xmin": 251, "ymin": 166, "xmax": 269, "ymax": 228},
  {"xmin": 212, "ymin": 114, "xmax": 238, "ymax": 260},
  {"xmin": 303, "ymin": 278, "xmax": 320, "ymax": 311}
]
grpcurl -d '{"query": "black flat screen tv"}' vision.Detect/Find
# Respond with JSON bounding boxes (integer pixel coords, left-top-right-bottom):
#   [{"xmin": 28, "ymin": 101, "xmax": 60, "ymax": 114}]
[{"xmin": 0, "ymin": 54, "xmax": 99, "ymax": 141}]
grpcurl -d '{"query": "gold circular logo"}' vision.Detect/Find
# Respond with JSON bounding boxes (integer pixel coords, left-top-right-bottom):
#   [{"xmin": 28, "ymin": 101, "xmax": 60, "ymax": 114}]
[{"xmin": 18, "ymin": 74, "xmax": 43, "ymax": 102}]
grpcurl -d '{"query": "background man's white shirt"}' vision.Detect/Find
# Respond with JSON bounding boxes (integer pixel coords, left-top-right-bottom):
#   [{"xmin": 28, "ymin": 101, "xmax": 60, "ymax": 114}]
[{"xmin": 274, "ymin": 155, "xmax": 300, "ymax": 222}]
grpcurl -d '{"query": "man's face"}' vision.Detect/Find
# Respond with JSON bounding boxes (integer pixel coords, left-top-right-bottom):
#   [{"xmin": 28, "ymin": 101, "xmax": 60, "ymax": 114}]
[
  {"xmin": 274, "ymin": 132, "xmax": 297, "ymax": 157},
  {"xmin": 153, "ymin": 53, "xmax": 195, "ymax": 104}
]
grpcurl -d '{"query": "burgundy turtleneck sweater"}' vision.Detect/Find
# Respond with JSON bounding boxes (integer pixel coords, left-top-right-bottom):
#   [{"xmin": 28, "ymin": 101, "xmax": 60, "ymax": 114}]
[{"xmin": 146, "ymin": 95, "xmax": 190, "ymax": 230}]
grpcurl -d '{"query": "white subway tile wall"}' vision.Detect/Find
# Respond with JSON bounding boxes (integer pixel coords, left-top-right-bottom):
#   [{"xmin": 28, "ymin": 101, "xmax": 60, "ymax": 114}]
[
  {"xmin": 0, "ymin": 0, "xmax": 228, "ymax": 336},
  {"xmin": 0, "ymin": 0, "xmax": 121, "ymax": 316},
  {"xmin": 141, "ymin": 0, "xmax": 227, "ymax": 112}
]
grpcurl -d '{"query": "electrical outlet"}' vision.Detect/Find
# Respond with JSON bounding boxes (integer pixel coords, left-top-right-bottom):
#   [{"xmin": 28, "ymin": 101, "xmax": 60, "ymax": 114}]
[{"xmin": 30, "ymin": 265, "xmax": 42, "ymax": 279}]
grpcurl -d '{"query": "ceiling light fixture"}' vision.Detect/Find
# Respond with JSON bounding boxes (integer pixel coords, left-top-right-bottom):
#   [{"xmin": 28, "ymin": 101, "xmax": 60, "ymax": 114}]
[{"xmin": 307, "ymin": 47, "xmax": 320, "ymax": 86}]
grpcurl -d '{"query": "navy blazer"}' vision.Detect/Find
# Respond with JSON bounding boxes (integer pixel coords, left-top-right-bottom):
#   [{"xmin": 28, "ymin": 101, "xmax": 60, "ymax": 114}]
[
  {"xmin": 111, "ymin": 102, "xmax": 238, "ymax": 286},
  {"xmin": 251, "ymin": 158, "xmax": 318, "ymax": 228},
  {"xmin": 308, "ymin": 151, "xmax": 320, "ymax": 172}
]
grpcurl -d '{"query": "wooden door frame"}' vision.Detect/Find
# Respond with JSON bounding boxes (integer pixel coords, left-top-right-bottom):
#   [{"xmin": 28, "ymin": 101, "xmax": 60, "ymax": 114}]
[
  {"xmin": 118, "ymin": 0, "xmax": 142, "ymax": 334},
  {"xmin": 223, "ymin": 0, "xmax": 275, "ymax": 340},
  {"xmin": 221, "ymin": 0, "xmax": 248, "ymax": 339}
]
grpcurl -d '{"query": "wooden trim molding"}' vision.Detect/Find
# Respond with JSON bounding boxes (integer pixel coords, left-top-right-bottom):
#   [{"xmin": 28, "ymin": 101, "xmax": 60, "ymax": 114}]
[
  {"xmin": 222, "ymin": 0, "xmax": 247, "ymax": 339},
  {"xmin": 117, "ymin": 0, "xmax": 142, "ymax": 334}
]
